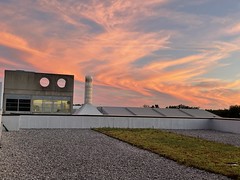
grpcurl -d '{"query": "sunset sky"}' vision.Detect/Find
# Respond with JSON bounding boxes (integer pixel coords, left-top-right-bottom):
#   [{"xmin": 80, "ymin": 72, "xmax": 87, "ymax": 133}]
[{"xmin": 0, "ymin": 0, "xmax": 240, "ymax": 109}]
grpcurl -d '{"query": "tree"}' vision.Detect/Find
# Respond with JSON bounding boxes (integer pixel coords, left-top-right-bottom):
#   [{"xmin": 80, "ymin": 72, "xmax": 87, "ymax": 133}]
[
  {"xmin": 166, "ymin": 104, "xmax": 199, "ymax": 109},
  {"xmin": 206, "ymin": 105, "xmax": 240, "ymax": 118},
  {"xmin": 143, "ymin": 104, "xmax": 160, "ymax": 108},
  {"xmin": 229, "ymin": 105, "xmax": 240, "ymax": 118},
  {"xmin": 206, "ymin": 109, "xmax": 229, "ymax": 117}
]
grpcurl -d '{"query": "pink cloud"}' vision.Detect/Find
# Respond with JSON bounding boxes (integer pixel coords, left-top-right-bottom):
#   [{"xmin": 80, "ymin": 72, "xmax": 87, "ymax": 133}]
[
  {"xmin": 226, "ymin": 23, "xmax": 240, "ymax": 35},
  {"xmin": 0, "ymin": 0, "xmax": 240, "ymax": 109}
]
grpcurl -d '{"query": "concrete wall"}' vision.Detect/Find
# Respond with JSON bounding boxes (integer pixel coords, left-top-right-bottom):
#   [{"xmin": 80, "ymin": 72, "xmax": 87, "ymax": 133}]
[
  {"xmin": 0, "ymin": 110, "xmax": 2, "ymax": 145},
  {"xmin": 2, "ymin": 115, "xmax": 240, "ymax": 134},
  {"xmin": 2, "ymin": 116, "xmax": 20, "ymax": 131},
  {"xmin": 4, "ymin": 70, "xmax": 74, "ymax": 96},
  {"xmin": 3, "ymin": 115, "xmax": 210, "ymax": 130},
  {"xmin": 210, "ymin": 118, "xmax": 240, "ymax": 134}
]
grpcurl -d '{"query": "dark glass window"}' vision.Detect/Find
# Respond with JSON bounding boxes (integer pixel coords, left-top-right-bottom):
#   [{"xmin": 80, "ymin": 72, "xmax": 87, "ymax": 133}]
[
  {"xmin": 6, "ymin": 99, "xmax": 31, "ymax": 112},
  {"xmin": 19, "ymin": 99, "xmax": 31, "ymax": 111},
  {"xmin": 6, "ymin": 99, "xmax": 18, "ymax": 111}
]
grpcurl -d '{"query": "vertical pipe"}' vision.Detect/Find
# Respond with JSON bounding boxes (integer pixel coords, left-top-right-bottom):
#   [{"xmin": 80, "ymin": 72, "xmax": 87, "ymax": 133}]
[{"xmin": 84, "ymin": 76, "xmax": 93, "ymax": 104}]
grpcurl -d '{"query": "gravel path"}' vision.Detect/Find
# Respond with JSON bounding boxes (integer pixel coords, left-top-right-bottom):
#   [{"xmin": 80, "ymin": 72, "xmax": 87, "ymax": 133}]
[
  {"xmin": 0, "ymin": 129, "xmax": 229, "ymax": 180},
  {"xmin": 166, "ymin": 129, "xmax": 240, "ymax": 147}
]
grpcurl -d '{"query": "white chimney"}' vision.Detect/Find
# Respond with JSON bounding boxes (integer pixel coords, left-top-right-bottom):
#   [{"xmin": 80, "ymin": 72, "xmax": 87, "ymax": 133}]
[
  {"xmin": 84, "ymin": 75, "xmax": 93, "ymax": 104},
  {"xmin": 73, "ymin": 75, "xmax": 102, "ymax": 115}
]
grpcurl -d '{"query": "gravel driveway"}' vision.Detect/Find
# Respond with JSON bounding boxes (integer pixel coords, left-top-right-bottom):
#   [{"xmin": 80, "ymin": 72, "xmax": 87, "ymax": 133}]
[{"xmin": 0, "ymin": 129, "xmax": 230, "ymax": 180}]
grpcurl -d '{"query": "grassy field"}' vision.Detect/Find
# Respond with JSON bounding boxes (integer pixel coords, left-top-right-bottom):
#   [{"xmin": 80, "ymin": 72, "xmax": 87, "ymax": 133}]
[{"xmin": 94, "ymin": 128, "xmax": 240, "ymax": 179}]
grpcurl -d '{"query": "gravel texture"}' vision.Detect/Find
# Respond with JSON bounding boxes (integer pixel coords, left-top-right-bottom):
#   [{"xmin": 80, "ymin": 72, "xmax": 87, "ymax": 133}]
[
  {"xmin": 166, "ymin": 129, "xmax": 240, "ymax": 147},
  {"xmin": 0, "ymin": 129, "xmax": 230, "ymax": 180}
]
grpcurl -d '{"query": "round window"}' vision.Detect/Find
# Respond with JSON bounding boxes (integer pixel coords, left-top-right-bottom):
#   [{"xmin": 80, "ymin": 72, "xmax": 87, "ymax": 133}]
[
  {"xmin": 40, "ymin": 77, "xmax": 50, "ymax": 87},
  {"xmin": 57, "ymin": 78, "xmax": 66, "ymax": 88}
]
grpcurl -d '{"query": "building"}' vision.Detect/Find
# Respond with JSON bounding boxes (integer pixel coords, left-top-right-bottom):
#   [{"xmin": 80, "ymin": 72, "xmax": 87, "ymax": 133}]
[
  {"xmin": 1, "ymin": 70, "xmax": 240, "ymax": 135},
  {"xmin": 2, "ymin": 70, "xmax": 74, "ymax": 114}
]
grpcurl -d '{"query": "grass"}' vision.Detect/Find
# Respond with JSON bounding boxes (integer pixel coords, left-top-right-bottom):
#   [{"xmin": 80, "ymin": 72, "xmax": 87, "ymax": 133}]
[{"xmin": 94, "ymin": 128, "xmax": 240, "ymax": 179}]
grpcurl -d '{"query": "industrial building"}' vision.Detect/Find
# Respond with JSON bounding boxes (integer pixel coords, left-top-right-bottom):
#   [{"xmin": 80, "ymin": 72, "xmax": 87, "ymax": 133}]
[
  {"xmin": 0, "ymin": 70, "xmax": 239, "ymax": 135},
  {"xmin": 2, "ymin": 70, "xmax": 74, "ymax": 114}
]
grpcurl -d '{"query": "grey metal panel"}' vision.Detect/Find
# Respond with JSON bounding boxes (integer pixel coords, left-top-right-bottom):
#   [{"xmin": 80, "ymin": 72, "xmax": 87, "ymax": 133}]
[
  {"xmin": 5, "ymin": 94, "xmax": 32, "ymax": 99},
  {"xmin": 4, "ymin": 115, "xmax": 240, "ymax": 134},
  {"xmin": 32, "ymin": 96, "xmax": 71, "ymax": 100},
  {"xmin": 127, "ymin": 107, "xmax": 163, "ymax": 116},
  {"xmin": 180, "ymin": 109, "xmax": 220, "ymax": 118},
  {"xmin": 101, "ymin": 107, "xmax": 135, "ymax": 116},
  {"xmin": 211, "ymin": 119, "xmax": 240, "ymax": 134},
  {"xmin": 4, "ymin": 70, "xmax": 74, "ymax": 94},
  {"xmin": 17, "ymin": 115, "xmax": 210, "ymax": 130},
  {"xmin": 2, "ymin": 116, "xmax": 20, "ymax": 131},
  {"xmin": 156, "ymin": 109, "xmax": 191, "ymax": 117},
  {"xmin": 98, "ymin": 107, "xmax": 218, "ymax": 118}
]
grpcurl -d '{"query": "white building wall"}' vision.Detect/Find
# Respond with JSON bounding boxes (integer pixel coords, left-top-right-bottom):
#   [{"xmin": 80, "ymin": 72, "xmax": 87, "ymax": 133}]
[
  {"xmin": 0, "ymin": 110, "xmax": 2, "ymax": 144},
  {"xmin": 210, "ymin": 118, "xmax": 240, "ymax": 134},
  {"xmin": 5, "ymin": 115, "xmax": 210, "ymax": 130},
  {"xmin": 2, "ymin": 116, "xmax": 20, "ymax": 131},
  {"xmin": 2, "ymin": 115, "xmax": 240, "ymax": 134}
]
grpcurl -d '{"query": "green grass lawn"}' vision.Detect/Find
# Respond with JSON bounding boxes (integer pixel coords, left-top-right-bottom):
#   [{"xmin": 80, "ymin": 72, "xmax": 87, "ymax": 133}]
[{"xmin": 94, "ymin": 128, "xmax": 240, "ymax": 179}]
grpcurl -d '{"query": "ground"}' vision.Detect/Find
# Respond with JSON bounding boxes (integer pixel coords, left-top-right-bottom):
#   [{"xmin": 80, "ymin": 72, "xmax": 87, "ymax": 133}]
[{"xmin": 0, "ymin": 129, "xmax": 231, "ymax": 180}]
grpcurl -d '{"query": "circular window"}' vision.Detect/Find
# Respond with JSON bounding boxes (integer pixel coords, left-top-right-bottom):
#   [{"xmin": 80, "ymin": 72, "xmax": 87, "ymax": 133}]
[
  {"xmin": 40, "ymin": 77, "xmax": 50, "ymax": 87},
  {"xmin": 57, "ymin": 78, "xmax": 66, "ymax": 88}
]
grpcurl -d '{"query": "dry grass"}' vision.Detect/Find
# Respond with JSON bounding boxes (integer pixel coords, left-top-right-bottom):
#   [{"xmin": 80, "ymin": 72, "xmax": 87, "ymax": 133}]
[{"xmin": 94, "ymin": 128, "xmax": 240, "ymax": 179}]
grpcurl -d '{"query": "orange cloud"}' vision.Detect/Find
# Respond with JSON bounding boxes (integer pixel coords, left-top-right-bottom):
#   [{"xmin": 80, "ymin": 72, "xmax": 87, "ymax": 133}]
[
  {"xmin": 0, "ymin": 32, "xmax": 44, "ymax": 56},
  {"xmin": 1, "ymin": 0, "xmax": 240, "ymax": 109},
  {"xmin": 226, "ymin": 23, "xmax": 240, "ymax": 35}
]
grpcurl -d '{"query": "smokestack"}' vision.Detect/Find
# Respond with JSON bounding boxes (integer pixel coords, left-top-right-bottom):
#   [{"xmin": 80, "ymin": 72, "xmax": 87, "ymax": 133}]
[
  {"xmin": 73, "ymin": 75, "xmax": 102, "ymax": 115},
  {"xmin": 84, "ymin": 75, "xmax": 93, "ymax": 104}
]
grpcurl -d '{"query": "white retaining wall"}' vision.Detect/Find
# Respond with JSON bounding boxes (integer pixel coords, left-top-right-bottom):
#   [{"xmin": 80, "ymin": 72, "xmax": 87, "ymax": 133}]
[
  {"xmin": 0, "ymin": 111, "xmax": 2, "ymax": 144},
  {"xmin": 2, "ymin": 116, "xmax": 20, "ymax": 131},
  {"xmin": 210, "ymin": 118, "xmax": 240, "ymax": 134},
  {"xmin": 3, "ymin": 115, "xmax": 210, "ymax": 131},
  {"xmin": 2, "ymin": 115, "xmax": 240, "ymax": 134}
]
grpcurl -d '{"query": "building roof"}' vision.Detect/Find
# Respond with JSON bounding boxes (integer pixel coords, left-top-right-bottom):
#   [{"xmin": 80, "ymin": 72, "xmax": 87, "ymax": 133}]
[
  {"xmin": 74, "ymin": 104, "xmax": 102, "ymax": 115},
  {"xmin": 97, "ymin": 106, "xmax": 220, "ymax": 118}
]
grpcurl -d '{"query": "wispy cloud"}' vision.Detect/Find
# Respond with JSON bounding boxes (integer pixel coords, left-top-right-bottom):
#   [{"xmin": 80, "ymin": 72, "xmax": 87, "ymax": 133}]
[
  {"xmin": 226, "ymin": 23, "xmax": 240, "ymax": 35},
  {"xmin": 0, "ymin": 0, "xmax": 240, "ymax": 109}
]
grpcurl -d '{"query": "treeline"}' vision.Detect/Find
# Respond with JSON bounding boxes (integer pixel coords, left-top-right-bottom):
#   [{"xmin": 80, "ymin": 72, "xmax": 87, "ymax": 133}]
[
  {"xmin": 166, "ymin": 104, "xmax": 199, "ymax": 109},
  {"xmin": 206, "ymin": 105, "xmax": 240, "ymax": 118},
  {"xmin": 143, "ymin": 104, "xmax": 199, "ymax": 109}
]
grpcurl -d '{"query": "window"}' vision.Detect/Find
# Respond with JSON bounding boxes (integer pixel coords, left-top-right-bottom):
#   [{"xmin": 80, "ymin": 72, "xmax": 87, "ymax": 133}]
[
  {"xmin": 33, "ymin": 100, "xmax": 42, "ymax": 112},
  {"xmin": 42, "ymin": 100, "xmax": 52, "ymax": 113},
  {"xmin": 33, "ymin": 98, "xmax": 71, "ymax": 113},
  {"xmin": 57, "ymin": 78, "xmax": 66, "ymax": 88},
  {"xmin": 53, "ymin": 100, "xmax": 62, "ymax": 113},
  {"xmin": 6, "ymin": 99, "xmax": 18, "ymax": 111},
  {"xmin": 19, "ymin": 99, "xmax": 31, "ymax": 111},
  {"xmin": 40, "ymin": 77, "xmax": 50, "ymax": 87},
  {"xmin": 62, "ymin": 100, "xmax": 70, "ymax": 113},
  {"xmin": 6, "ymin": 98, "xmax": 31, "ymax": 112}
]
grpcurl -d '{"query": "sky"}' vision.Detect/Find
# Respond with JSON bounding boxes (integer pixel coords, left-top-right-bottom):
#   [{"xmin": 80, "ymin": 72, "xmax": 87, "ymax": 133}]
[{"xmin": 0, "ymin": 0, "xmax": 240, "ymax": 109}]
